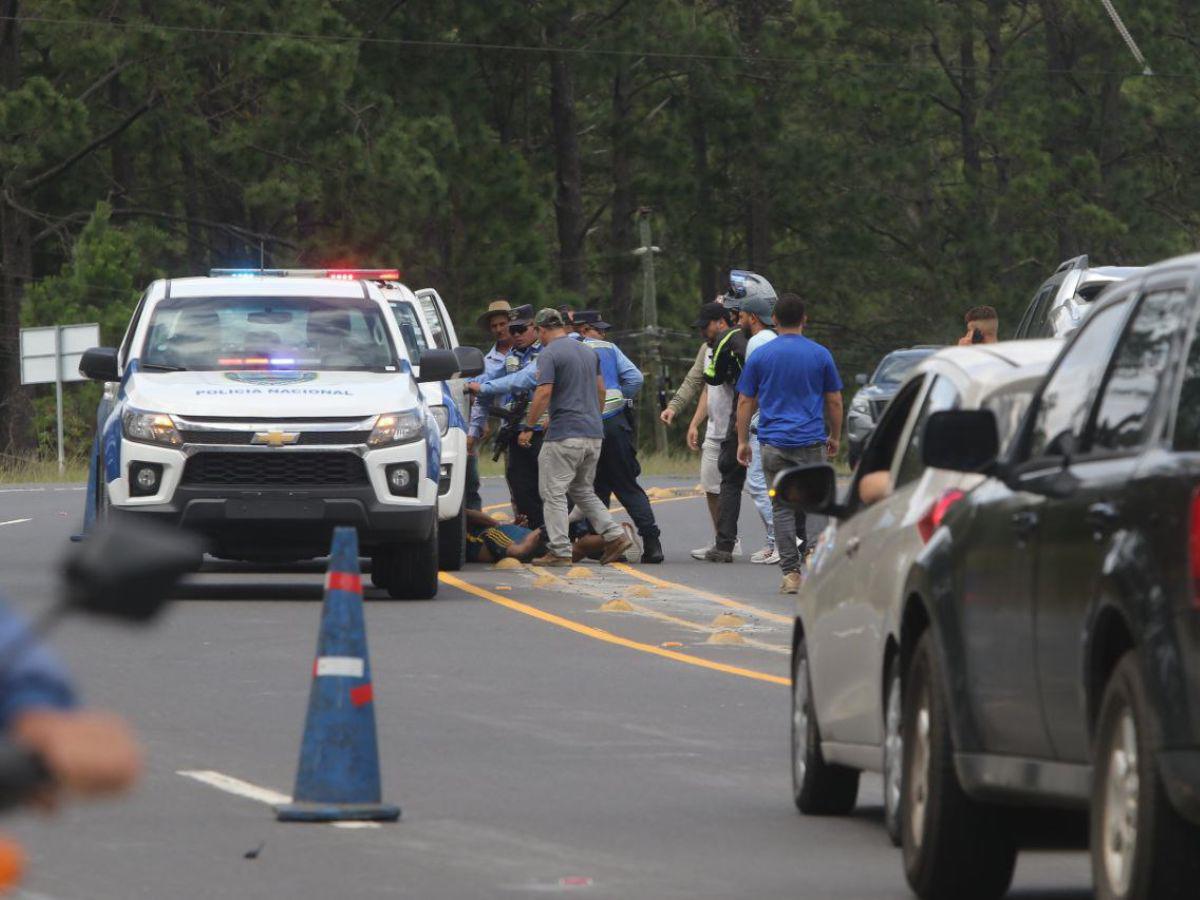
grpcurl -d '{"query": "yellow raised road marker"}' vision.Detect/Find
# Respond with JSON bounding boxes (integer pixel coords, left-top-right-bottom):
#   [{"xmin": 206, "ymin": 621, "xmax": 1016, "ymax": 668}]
[
  {"xmin": 710, "ymin": 613, "xmax": 747, "ymax": 629},
  {"xmin": 492, "ymin": 557, "xmax": 522, "ymax": 571},
  {"xmin": 610, "ymin": 563, "xmax": 793, "ymax": 626},
  {"xmin": 707, "ymin": 630, "xmax": 747, "ymax": 646},
  {"xmin": 600, "ymin": 598, "xmax": 635, "ymax": 612},
  {"xmin": 439, "ymin": 573, "xmax": 789, "ymax": 687}
]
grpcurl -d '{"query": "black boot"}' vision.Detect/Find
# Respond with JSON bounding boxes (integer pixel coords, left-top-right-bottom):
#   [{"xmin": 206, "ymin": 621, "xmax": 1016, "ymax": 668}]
[{"xmin": 640, "ymin": 534, "xmax": 664, "ymax": 564}]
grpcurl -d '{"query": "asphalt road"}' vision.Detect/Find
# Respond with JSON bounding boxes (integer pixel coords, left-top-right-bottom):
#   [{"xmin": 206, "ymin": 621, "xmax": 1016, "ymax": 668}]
[{"xmin": 0, "ymin": 477, "xmax": 1093, "ymax": 899}]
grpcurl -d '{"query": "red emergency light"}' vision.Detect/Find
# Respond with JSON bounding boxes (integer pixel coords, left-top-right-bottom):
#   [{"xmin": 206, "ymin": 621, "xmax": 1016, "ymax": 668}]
[{"xmin": 324, "ymin": 269, "xmax": 401, "ymax": 281}]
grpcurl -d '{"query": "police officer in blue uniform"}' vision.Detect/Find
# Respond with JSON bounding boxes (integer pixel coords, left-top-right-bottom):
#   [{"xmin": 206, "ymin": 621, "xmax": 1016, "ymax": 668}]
[
  {"xmin": 572, "ymin": 311, "xmax": 664, "ymax": 563},
  {"xmin": 466, "ymin": 304, "xmax": 545, "ymax": 529}
]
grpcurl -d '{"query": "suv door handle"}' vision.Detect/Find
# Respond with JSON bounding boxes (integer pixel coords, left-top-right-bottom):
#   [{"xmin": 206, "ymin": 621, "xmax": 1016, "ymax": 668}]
[
  {"xmin": 1086, "ymin": 501, "xmax": 1120, "ymax": 535},
  {"xmin": 1010, "ymin": 510, "xmax": 1039, "ymax": 537}
]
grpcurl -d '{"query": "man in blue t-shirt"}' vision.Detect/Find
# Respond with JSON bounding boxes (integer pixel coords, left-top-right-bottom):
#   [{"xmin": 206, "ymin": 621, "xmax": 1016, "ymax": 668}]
[{"xmin": 735, "ymin": 294, "xmax": 843, "ymax": 594}]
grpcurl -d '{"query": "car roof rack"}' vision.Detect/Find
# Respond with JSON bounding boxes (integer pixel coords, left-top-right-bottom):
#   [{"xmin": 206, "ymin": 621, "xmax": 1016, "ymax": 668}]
[{"xmin": 1054, "ymin": 254, "xmax": 1089, "ymax": 274}]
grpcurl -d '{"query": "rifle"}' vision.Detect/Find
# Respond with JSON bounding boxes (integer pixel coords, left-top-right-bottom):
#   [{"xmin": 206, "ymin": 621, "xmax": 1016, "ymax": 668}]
[{"xmin": 487, "ymin": 397, "xmax": 531, "ymax": 461}]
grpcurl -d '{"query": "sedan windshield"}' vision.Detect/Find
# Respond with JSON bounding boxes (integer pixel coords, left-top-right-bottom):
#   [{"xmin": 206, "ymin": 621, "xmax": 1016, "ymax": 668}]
[
  {"xmin": 872, "ymin": 351, "xmax": 934, "ymax": 386},
  {"xmin": 140, "ymin": 297, "xmax": 400, "ymax": 372}
]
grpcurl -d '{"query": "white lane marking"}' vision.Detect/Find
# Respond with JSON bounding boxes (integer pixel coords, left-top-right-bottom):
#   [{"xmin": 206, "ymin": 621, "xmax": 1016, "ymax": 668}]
[
  {"xmin": 0, "ymin": 518, "xmax": 31, "ymax": 527},
  {"xmin": 177, "ymin": 769, "xmax": 382, "ymax": 830},
  {"xmin": 316, "ymin": 656, "xmax": 364, "ymax": 677}
]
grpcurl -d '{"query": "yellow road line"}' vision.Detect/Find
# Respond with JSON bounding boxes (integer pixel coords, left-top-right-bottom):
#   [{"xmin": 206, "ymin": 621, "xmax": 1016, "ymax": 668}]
[
  {"xmin": 610, "ymin": 563, "xmax": 794, "ymax": 626},
  {"xmin": 439, "ymin": 572, "xmax": 789, "ymax": 687}
]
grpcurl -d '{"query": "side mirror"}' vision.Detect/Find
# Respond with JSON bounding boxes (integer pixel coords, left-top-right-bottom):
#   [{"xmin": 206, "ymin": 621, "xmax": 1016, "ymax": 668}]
[
  {"xmin": 414, "ymin": 349, "xmax": 459, "ymax": 383},
  {"xmin": 855, "ymin": 373, "xmax": 868, "ymax": 386},
  {"xmin": 63, "ymin": 518, "xmax": 202, "ymax": 622},
  {"xmin": 79, "ymin": 347, "xmax": 119, "ymax": 382},
  {"xmin": 922, "ymin": 410, "xmax": 1000, "ymax": 473},
  {"xmin": 771, "ymin": 464, "xmax": 847, "ymax": 518},
  {"xmin": 453, "ymin": 346, "xmax": 486, "ymax": 378}
]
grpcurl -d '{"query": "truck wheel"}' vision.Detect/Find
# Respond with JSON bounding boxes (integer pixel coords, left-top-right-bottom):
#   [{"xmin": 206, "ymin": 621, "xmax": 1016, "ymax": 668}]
[
  {"xmin": 386, "ymin": 519, "xmax": 439, "ymax": 600},
  {"xmin": 437, "ymin": 505, "xmax": 466, "ymax": 572},
  {"xmin": 1091, "ymin": 653, "xmax": 1200, "ymax": 900},
  {"xmin": 902, "ymin": 632, "xmax": 1015, "ymax": 900},
  {"xmin": 882, "ymin": 653, "xmax": 903, "ymax": 847},
  {"xmin": 792, "ymin": 637, "xmax": 860, "ymax": 815},
  {"xmin": 369, "ymin": 553, "xmax": 391, "ymax": 591}
]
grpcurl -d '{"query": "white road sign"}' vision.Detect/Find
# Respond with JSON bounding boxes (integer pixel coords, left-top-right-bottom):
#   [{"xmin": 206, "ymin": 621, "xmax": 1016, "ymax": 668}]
[{"xmin": 20, "ymin": 323, "xmax": 101, "ymax": 385}]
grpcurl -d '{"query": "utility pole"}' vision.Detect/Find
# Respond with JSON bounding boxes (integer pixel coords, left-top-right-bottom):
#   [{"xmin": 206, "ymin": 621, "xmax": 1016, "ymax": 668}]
[{"xmin": 632, "ymin": 207, "xmax": 666, "ymax": 454}]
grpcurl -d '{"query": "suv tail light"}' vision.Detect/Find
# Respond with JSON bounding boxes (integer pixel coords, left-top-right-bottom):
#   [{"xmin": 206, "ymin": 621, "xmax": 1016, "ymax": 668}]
[
  {"xmin": 1190, "ymin": 487, "xmax": 1200, "ymax": 609},
  {"xmin": 917, "ymin": 489, "xmax": 966, "ymax": 544}
]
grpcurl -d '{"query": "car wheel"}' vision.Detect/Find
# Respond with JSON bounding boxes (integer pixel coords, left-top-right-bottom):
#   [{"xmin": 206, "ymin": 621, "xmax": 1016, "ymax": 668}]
[
  {"xmin": 902, "ymin": 632, "xmax": 1015, "ymax": 900},
  {"xmin": 883, "ymin": 653, "xmax": 903, "ymax": 847},
  {"xmin": 369, "ymin": 553, "xmax": 391, "ymax": 590},
  {"xmin": 437, "ymin": 505, "xmax": 466, "ymax": 572},
  {"xmin": 385, "ymin": 519, "xmax": 439, "ymax": 600},
  {"xmin": 792, "ymin": 637, "xmax": 860, "ymax": 815},
  {"xmin": 1091, "ymin": 653, "xmax": 1200, "ymax": 900}
]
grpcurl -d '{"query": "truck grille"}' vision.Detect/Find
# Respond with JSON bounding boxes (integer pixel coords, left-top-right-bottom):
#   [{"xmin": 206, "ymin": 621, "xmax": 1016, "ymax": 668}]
[
  {"xmin": 181, "ymin": 452, "xmax": 368, "ymax": 486},
  {"xmin": 180, "ymin": 430, "xmax": 371, "ymax": 446}
]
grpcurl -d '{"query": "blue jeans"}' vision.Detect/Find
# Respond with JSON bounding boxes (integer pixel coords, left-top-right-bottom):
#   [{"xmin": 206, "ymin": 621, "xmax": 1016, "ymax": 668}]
[{"xmin": 745, "ymin": 432, "xmax": 774, "ymax": 546}]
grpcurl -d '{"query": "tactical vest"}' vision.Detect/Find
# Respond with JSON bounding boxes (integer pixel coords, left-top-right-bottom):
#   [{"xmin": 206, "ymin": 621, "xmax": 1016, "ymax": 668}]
[
  {"xmin": 582, "ymin": 337, "xmax": 629, "ymax": 419},
  {"xmin": 503, "ymin": 343, "xmax": 548, "ymax": 429}
]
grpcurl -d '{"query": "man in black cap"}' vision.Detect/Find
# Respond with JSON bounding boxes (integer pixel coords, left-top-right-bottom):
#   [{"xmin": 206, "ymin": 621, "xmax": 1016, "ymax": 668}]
[{"xmin": 697, "ymin": 299, "xmax": 748, "ymax": 563}]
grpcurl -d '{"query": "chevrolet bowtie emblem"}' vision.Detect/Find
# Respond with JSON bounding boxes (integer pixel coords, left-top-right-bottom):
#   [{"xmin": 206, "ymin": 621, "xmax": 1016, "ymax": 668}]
[{"xmin": 252, "ymin": 430, "xmax": 301, "ymax": 447}]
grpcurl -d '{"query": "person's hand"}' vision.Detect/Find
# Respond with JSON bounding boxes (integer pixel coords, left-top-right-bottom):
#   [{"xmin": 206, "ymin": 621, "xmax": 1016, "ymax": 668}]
[
  {"xmin": 686, "ymin": 422, "xmax": 701, "ymax": 451},
  {"xmin": 12, "ymin": 710, "xmax": 142, "ymax": 800},
  {"xmin": 660, "ymin": 408, "xmax": 676, "ymax": 426},
  {"xmin": 465, "ymin": 382, "xmax": 482, "ymax": 395},
  {"xmin": 736, "ymin": 441, "xmax": 752, "ymax": 467},
  {"xmin": 826, "ymin": 434, "xmax": 840, "ymax": 459},
  {"xmin": 957, "ymin": 333, "xmax": 972, "ymax": 346},
  {"xmin": 517, "ymin": 429, "xmax": 533, "ymax": 448}
]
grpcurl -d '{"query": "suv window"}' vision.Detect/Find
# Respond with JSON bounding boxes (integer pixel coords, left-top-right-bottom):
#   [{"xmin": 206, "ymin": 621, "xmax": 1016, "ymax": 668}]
[
  {"xmin": 895, "ymin": 376, "xmax": 960, "ymax": 487},
  {"xmin": 1017, "ymin": 282, "xmax": 1056, "ymax": 339},
  {"xmin": 1025, "ymin": 298, "xmax": 1131, "ymax": 461},
  {"xmin": 1090, "ymin": 286, "xmax": 1189, "ymax": 453},
  {"xmin": 1172, "ymin": 312, "xmax": 1200, "ymax": 452},
  {"xmin": 389, "ymin": 301, "xmax": 429, "ymax": 362},
  {"xmin": 419, "ymin": 295, "xmax": 450, "ymax": 349},
  {"xmin": 850, "ymin": 376, "xmax": 925, "ymax": 510},
  {"xmin": 1027, "ymin": 282, "xmax": 1061, "ymax": 338}
]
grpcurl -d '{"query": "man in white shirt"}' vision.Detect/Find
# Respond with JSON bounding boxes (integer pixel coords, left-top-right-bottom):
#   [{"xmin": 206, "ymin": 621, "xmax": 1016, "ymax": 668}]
[{"xmin": 739, "ymin": 293, "xmax": 778, "ymax": 565}]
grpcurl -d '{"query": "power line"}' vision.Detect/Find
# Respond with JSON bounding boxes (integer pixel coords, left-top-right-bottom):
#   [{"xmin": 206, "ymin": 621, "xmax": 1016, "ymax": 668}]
[
  {"xmin": 1100, "ymin": 1, "xmax": 1153, "ymax": 76},
  {"xmin": 0, "ymin": 14, "xmax": 1186, "ymax": 79}
]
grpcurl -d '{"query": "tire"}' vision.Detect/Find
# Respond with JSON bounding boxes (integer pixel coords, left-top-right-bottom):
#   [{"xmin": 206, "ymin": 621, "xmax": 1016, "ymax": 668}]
[
  {"xmin": 792, "ymin": 637, "xmax": 860, "ymax": 815},
  {"xmin": 902, "ymin": 632, "xmax": 1015, "ymax": 900},
  {"xmin": 883, "ymin": 653, "xmax": 903, "ymax": 847},
  {"xmin": 369, "ymin": 553, "xmax": 391, "ymax": 591},
  {"xmin": 385, "ymin": 518, "xmax": 439, "ymax": 600},
  {"xmin": 1091, "ymin": 653, "xmax": 1200, "ymax": 900},
  {"xmin": 437, "ymin": 505, "xmax": 466, "ymax": 572}
]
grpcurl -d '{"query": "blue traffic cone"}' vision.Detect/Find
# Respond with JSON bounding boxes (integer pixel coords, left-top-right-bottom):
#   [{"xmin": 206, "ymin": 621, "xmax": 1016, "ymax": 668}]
[{"xmin": 275, "ymin": 527, "xmax": 400, "ymax": 822}]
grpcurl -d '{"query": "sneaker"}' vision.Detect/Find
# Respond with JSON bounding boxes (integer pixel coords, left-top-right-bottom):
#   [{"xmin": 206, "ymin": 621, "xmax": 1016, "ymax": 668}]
[
  {"xmin": 599, "ymin": 532, "xmax": 634, "ymax": 566},
  {"xmin": 531, "ymin": 554, "xmax": 572, "ymax": 567},
  {"xmin": 780, "ymin": 571, "xmax": 802, "ymax": 594},
  {"xmin": 750, "ymin": 544, "xmax": 779, "ymax": 565},
  {"xmin": 702, "ymin": 547, "xmax": 733, "ymax": 563},
  {"xmin": 691, "ymin": 538, "xmax": 742, "ymax": 560}
]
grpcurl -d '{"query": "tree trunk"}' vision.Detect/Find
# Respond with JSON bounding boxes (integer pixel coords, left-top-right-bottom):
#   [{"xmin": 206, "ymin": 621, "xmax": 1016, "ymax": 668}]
[
  {"xmin": 548, "ymin": 43, "xmax": 586, "ymax": 295},
  {"xmin": 688, "ymin": 71, "xmax": 717, "ymax": 302},
  {"xmin": 0, "ymin": 0, "xmax": 34, "ymax": 452},
  {"xmin": 608, "ymin": 64, "xmax": 635, "ymax": 329},
  {"xmin": 737, "ymin": 0, "xmax": 772, "ymax": 271}
]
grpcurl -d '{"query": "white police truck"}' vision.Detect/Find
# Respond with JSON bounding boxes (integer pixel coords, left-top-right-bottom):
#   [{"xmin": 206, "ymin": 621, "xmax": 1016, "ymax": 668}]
[{"xmin": 78, "ymin": 269, "xmax": 483, "ymax": 600}]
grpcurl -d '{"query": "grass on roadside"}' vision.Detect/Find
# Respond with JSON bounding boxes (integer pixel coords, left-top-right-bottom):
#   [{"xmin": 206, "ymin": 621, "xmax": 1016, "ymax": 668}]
[{"xmin": 0, "ymin": 456, "xmax": 90, "ymax": 484}]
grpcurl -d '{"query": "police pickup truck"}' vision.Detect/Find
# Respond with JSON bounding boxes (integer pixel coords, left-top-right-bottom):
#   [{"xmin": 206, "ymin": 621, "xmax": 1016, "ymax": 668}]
[{"xmin": 77, "ymin": 269, "xmax": 483, "ymax": 600}]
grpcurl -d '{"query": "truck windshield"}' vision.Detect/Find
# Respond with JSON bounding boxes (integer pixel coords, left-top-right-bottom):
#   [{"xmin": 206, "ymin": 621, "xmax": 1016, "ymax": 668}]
[
  {"xmin": 139, "ymin": 297, "xmax": 400, "ymax": 372},
  {"xmin": 872, "ymin": 351, "xmax": 932, "ymax": 386}
]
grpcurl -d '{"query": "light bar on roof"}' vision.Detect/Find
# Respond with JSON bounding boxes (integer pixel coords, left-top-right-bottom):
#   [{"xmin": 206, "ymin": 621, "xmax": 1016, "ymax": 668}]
[{"xmin": 208, "ymin": 268, "xmax": 401, "ymax": 281}]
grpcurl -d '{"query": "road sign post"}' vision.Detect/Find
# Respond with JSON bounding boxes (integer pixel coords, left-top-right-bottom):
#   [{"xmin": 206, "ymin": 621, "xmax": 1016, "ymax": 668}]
[{"xmin": 20, "ymin": 323, "xmax": 101, "ymax": 476}]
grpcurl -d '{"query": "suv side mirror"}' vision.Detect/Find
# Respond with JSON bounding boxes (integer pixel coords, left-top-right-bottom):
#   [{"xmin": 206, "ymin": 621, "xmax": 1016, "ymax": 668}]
[
  {"xmin": 453, "ymin": 346, "xmax": 486, "ymax": 378},
  {"xmin": 922, "ymin": 410, "xmax": 999, "ymax": 473},
  {"xmin": 415, "ymin": 348, "xmax": 477, "ymax": 383},
  {"xmin": 79, "ymin": 347, "xmax": 119, "ymax": 382},
  {"xmin": 771, "ymin": 464, "xmax": 847, "ymax": 518},
  {"xmin": 855, "ymin": 373, "xmax": 868, "ymax": 386}
]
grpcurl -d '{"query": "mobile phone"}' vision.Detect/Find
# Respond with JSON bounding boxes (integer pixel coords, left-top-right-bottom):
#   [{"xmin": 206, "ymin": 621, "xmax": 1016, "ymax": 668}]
[{"xmin": 971, "ymin": 328, "xmax": 984, "ymax": 344}]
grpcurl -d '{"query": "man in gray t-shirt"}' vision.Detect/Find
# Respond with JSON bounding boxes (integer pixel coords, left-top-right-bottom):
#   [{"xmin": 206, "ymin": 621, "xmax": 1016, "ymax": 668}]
[{"xmin": 518, "ymin": 308, "xmax": 631, "ymax": 566}]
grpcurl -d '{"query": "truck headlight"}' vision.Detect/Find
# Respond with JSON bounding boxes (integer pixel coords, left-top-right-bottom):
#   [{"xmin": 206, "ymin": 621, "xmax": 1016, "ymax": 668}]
[
  {"xmin": 123, "ymin": 409, "xmax": 183, "ymax": 446},
  {"xmin": 429, "ymin": 404, "xmax": 450, "ymax": 436},
  {"xmin": 368, "ymin": 410, "xmax": 424, "ymax": 447}
]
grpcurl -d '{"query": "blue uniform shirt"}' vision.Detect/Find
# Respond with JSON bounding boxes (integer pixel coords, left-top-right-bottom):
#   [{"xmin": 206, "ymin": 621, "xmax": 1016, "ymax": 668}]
[
  {"xmin": 0, "ymin": 600, "xmax": 77, "ymax": 730},
  {"xmin": 736, "ymin": 334, "xmax": 842, "ymax": 448},
  {"xmin": 468, "ymin": 343, "xmax": 510, "ymax": 439}
]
